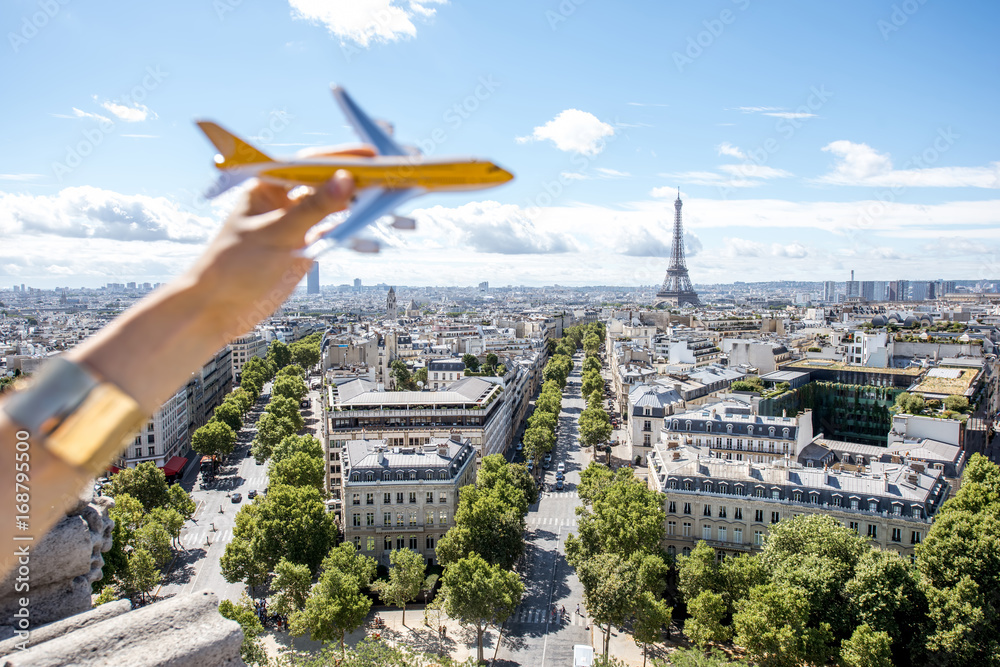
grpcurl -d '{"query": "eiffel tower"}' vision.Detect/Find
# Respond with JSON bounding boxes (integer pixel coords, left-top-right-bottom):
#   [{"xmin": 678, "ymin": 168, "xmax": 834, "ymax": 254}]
[{"xmin": 655, "ymin": 189, "xmax": 700, "ymax": 307}]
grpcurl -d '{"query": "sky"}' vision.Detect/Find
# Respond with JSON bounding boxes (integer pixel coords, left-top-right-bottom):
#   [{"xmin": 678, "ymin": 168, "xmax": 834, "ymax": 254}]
[{"xmin": 1, "ymin": 0, "xmax": 999, "ymax": 289}]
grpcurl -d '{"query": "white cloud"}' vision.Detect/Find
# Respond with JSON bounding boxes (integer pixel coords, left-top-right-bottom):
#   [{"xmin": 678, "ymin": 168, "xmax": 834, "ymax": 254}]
[
  {"xmin": 100, "ymin": 100, "xmax": 154, "ymax": 122},
  {"xmin": 655, "ymin": 172, "xmax": 762, "ymax": 189},
  {"xmin": 517, "ymin": 109, "xmax": 615, "ymax": 156},
  {"xmin": 595, "ymin": 168, "xmax": 630, "ymax": 178},
  {"xmin": 762, "ymin": 111, "xmax": 817, "ymax": 119},
  {"xmin": 736, "ymin": 106, "xmax": 782, "ymax": 113},
  {"xmin": 560, "ymin": 172, "xmax": 589, "ymax": 181},
  {"xmin": 287, "ymin": 0, "xmax": 447, "ymax": 47},
  {"xmin": 0, "ymin": 174, "xmax": 43, "ymax": 181},
  {"xmin": 818, "ymin": 140, "xmax": 1000, "ymax": 188},
  {"xmin": 71, "ymin": 107, "xmax": 111, "ymax": 123},
  {"xmin": 717, "ymin": 142, "xmax": 745, "ymax": 159},
  {"xmin": 721, "ymin": 238, "xmax": 808, "ymax": 259}
]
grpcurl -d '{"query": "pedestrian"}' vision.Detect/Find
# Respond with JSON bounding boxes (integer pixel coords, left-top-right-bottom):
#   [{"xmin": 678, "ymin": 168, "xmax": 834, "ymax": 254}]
[{"xmin": 576, "ymin": 603, "xmax": 581, "ymax": 616}]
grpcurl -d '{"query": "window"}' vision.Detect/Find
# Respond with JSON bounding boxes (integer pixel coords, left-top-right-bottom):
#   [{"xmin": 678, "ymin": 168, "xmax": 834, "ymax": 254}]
[
  {"xmin": 718, "ymin": 526, "xmax": 727, "ymax": 542},
  {"xmin": 667, "ymin": 521, "xmax": 676, "ymax": 535},
  {"xmin": 832, "ymin": 496, "xmax": 842, "ymax": 507},
  {"xmin": 867, "ymin": 524, "xmax": 878, "ymax": 539},
  {"xmin": 383, "ymin": 512, "xmax": 391, "ymax": 527},
  {"xmin": 148, "ymin": 447, "xmax": 155, "ymax": 457},
  {"xmin": 718, "ymin": 506, "xmax": 727, "ymax": 519},
  {"xmin": 793, "ymin": 491, "xmax": 802, "ymax": 502},
  {"xmin": 439, "ymin": 492, "xmax": 447, "ymax": 504},
  {"xmin": 409, "ymin": 512, "xmax": 417, "ymax": 526},
  {"xmin": 366, "ymin": 512, "xmax": 374, "ymax": 526},
  {"xmin": 396, "ymin": 492, "xmax": 404, "ymax": 504},
  {"xmin": 684, "ymin": 480, "xmax": 692, "ymax": 491},
  {"xmin": 352, "ymin": 514, "xmax": 361, "ymax": 527},
  {"xmin": 354, "ymin": 536, "xmax": 361, "ymax": 549},
  {"xmin": 643, "ymin": 433, "xmax": 651, "ymax": 446},
  {"xmin": 396, "ymin": 537, "xmax": 405, "ymax": 549},
  {"xmin": 868, "ymin": 500, "xmax": 878, "ymax": 512},
  {"xmin": 703, "ymin": 505, "xmax": 712, "ymax": 517},
  {"xmin": 365, "ymin": 472, "xmax": 374, "ymax": 482},
  {"xmin": 409, "ymin": 536, "xmax": 418, "ymax": 549},
  {"xmin": 754, "ymin": 510, "xmax": 764, "ymax": 523},
  {"xmin": 426, "ymin": 535, "xmax": 436, "ymax": 550},
  {"xmin": 668, "ymin": 501, "xmax": 677, "ymax": 514},
  {"xmin": 426, "ymin": 470, "xmax": 434, "ymax": 480},
  {"xmin": 913, "ymin": 507, "xmax": 923, "ymax": 519},
  {"xmin": 891, "ymin": 528, "xmax": 901, "ymax": 542},
  {"xmin": 409, "ymin": 492, "xmax": 417, "ymax": 504},
  {"xmin": 734, "ymin": 507, "xmax": 743, "ymax": 520},
  {"xmin": 682, "ymin": 522, "xmax": 691, "ymax": 537},
  {"xmin": 754, "ymin": 530, "xmax": 764, "ymax": 546},
  {"xmin": 704, "ymin": 482, "xmax": 712, "ymax": 493},
  {"xmin": 683, "ymin": 503, "xmax": 692, "ymax": 515},
  {"xmin": 850, "ymin": 499, "xmax": 859, "ymax": 510},
  {"xmin": 669, "ymin": 480, "xmax": 677, "ymax": 490},
  {"xmin": 734, "ymin": 528, "xmax": 743, "ymax": 544},
  {"xmin": 682, "ymin": 547, "xmax": 691, "ymax": 556},
  {"xmin": 643, "ymin": 420, "xmax": 652, "ymax": 432},
  {"xmin": 352, "ymin": 494, "xmax": 360, "ymax": 506},
  {"xmin": 366, "ymin": 536, "xmax": 374, "ymax": 552},
  {"xmin": 396, "ymin": 513, "xmax": 404, "ymax": 526},
  {"xmin": 771, "ymin": 489, "xmax": 781, "ymax": 500},
  {"xmin": 351, "ymin": 473, "xmax": 360, "ymax": 482},
  {"xmin": 384, "ymin": 493, "xmax": 392, "ymax": 504},
  {"xmin": 770, "ymin": 511, "xmax": 780, "ymax": 524},
  {"xmin": 426, "ymin": 510, "xmax": 434, "ymax": 525},
  {"xmin": 893, "ymin": 504, "xmax": 902, "ymax": 516},
  {"xmin": 427, "ymin": 492, "xmax": 434, "ymax": 504},
  {"xmin": 755, "ymin": 487, "xmax": 765, "ymax": 498},
  {"xmin": 440, "ymin": 471, "xmax": 448, "ymax": 480},
  {"xmin": 384, "ymin": 536, "xmax": 392, "ymax": 551},
  {"xmin": 410, "ymin": 471, "xmax": 417, "ymax": 480},
  {"xmin": 366, "ymin": 493, "xmax": 374, "ymax": 505},
  {"xmin": 911, "ymin": 531, "xmax": 921, "ymax": 544},
  {"xmin": 439, "ymin": 510, "xmax": 448, "ymax": 525},
  {"xmin": 849, "ymin": 521, "xmax": 859, "ymax": 533},
  {"xmin": 147, "ymin": 434, "xmax": 155, "ymax": 444},
  {"xmin": 702, "ymin": 525, "xmax": 711, "ymax": 540}
]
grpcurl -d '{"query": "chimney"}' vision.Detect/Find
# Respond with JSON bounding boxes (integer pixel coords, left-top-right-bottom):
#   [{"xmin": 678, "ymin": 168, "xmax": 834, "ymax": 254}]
[{"xmin": 376, "ymin": 449, "xmax": 385, "ymax": 465}]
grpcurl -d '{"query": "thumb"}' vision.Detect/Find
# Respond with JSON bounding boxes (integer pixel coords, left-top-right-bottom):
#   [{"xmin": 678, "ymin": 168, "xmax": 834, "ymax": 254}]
[{"xmin": 278, "ymin": 170, "xmax": 356, "ymax": 240}]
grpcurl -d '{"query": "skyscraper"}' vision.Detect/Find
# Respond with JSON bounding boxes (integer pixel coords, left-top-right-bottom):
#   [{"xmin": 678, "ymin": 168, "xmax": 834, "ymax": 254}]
[
  {"xmin": 307, "ymin": 263, "xmax": 320, "ymax": 294},
  {"xmin": 823, "ymin": 281, "xmax": 837, "ymax": 302},
  {"xmin": 654, "ymin": 189, "xmax": 700, "ymax": 307},
  {"xmin": 861, "ymin": 281, "xmax": 875, "ymax": 301}
]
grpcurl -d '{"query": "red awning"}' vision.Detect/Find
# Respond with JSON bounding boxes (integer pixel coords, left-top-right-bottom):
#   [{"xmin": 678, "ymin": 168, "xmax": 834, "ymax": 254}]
[
  {"xmin": 161, "ymin": 456, "xmax": 188, "ymax": 476},
  {"xmin": 106, "ymin": 465, "xmax": 122, "ymax": 475}
]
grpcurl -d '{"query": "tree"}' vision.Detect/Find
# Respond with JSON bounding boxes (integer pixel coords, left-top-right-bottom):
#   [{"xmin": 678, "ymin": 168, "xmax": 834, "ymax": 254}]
[
  {"xmin": 535, "ymin": 388, "xmax": 561, "ymax": 415},
  {"xmin": 106, "ymin": 462, "xmax": 170, "ymax": 511},
  {"xmin": 583, "ymin": 332, "xmax": 601, "ymax": 356},
  {"xmin": 122, "ymin": 548, "xmax": 159, "ymax": 604},
  {"xmin": 373, "ymin": 548, "xmax": 426, "ymax": 626},
  {"xmin": 268, "ymin": 450, "xmax": 325, "ymax": 490},
  {"xmin": 527, "ymin": 409, "xmax": 557, "ymax": 434},
  {"xmin": 272, "ymin": 433, "xmax": 324, "ymax": 465},
  {"xmin": 577, "ymin": 462, "xmax": 614, "ymax": 505},
  {"xmin": 290, "ymin": 342, "xmax": 321, "ymax": 369},
  {"xmin": 291, "ymin": 568, "xmax": 371, "ymax": 657},
  {"xmin": 633, "ymin": 591, "xmax": 672, "ymax": 667},
  {"xmin": 213, "ymin": 401, "xmax": 243, "ymax": 433},
  {"xmin": 685, "ymin": 590, "xmax": 730, "ymax": 650},
  {"xmin": 413, "ymin": 366, "xmax": 427, "ymax": 387},
  {"xmin": 476, "ymin": 454, "xmax": 538, "ymax": 509},
  {"xmin": 840, "ymin": 623, "xmax": 893, "ymax": 667},
  {"xmin": 320, "ymin": 542, "xmax": 378, "ymax": 589},
  {"xmin": 718, "ymin": 553, "xmax": 766, "ymax": 613},
  {"xmin": 436, "ymin": 485, "xmax": 525, "ymax": 569},
  {"xmin": 270, "ymin": 558, "xmax": 313, "ymax": 618},
  {"xmin": 272, "ymin": 374, "xmax": 308, "ymax": 404},
  {"xmin": 242, "ymin": 355, "xmax": 274, "ymax": 383},
  {"xmin": 944, "ymin": 394, "xmax": 969, "ymax": 413},
  {"xmin": 220, "ymin": 536, "xmax": 270, "ymax": 594},
  {"xmin": 582, "ymin": 370, "xmax": 604, "ymax": 398},
  {"xmin": 733, "ymin": 583, "xmax": 833, "ymax": 667},
  {"xmin": 578, "ymin": 406, "xmax": 612, "ymax": 450},
  {"xmin": 485, "ymin": 352, "xmax": 499, "ymax": 370},
  {"xmin": 677, "ymin": 541, "xmax": 722, "ymax": 603},
  {"xmin": 583, "ymin": 355, "xmax": 602, "ymax": 374},
  {"xmin": 523, "ymin": 424, "xmax": 555, "ymax": 468},
  {"xmin": 656, "ymin": 648, "xmax": 731, "ymax": 667},
  {"xmin": 894, "ymin": 391, "xmax": 925, "ymax": 415},
  {"xmin": 251, "ymin": 411, "xmax": 296, "ymax": 462},
  {"xmin": 267, "ymin": 339, "xmax": 293, "ymax": 370},
  {"xmin": 229, "ymin": 387, "xmax": 254, "ymax": 413},
  {"xmin": 192, "ymin": 419, "xmax": 237, "ymax": 461},
  {"xmin": 277, "ymin": 363, "xmax": 305, "ymax": 379},
  {"xmin": 219, "ymin": 595, "xmax": 268, "ymax": 666},
  {"xmin": 462, "ymin": 353, "xmax": 480, "ymax": 371},
  {"xmin": 146, "ymin": 506, "xmax": 185, "ymax": 549},
  {"xmin": 390, "ymin": 359, "xmax": 415, "ymax": 390},
  {"xmin": 266, "ymin": 394, "xmax": 305, "ymax": 430},
  {"xmin": 567, "ymin": 471, "xmax": 665, "ymax": 564},
  {"xmin": 440, "ymin": 553, "xmax": 523, "ymax": 664},
  {"xmin": 577, "ymin": 552, "xmax": 641, "ymax": 656},
  {"xmin": 843, "ymin": 549, "xmax": 925, "ymax": 661}
]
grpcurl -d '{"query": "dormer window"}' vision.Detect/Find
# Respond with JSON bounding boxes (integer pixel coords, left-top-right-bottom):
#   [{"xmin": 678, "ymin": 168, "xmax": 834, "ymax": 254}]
[
  {"xmin": 365, "ymin": 472, "xmax": 374, "ymax": 482},
  {"xmin": 726, "ymin": 424, "xmax": 733, "ymax": 433},
  {"xmin": 748, "ymin": 426, "xmax": 754, "ymax": 435},
  {"xmin": 768, "ymin": 427, "xmax": 775, "ymax": 437},
  {"xmin": 782, "ymin": 428, "xmax": 790, "ymax": 438}
]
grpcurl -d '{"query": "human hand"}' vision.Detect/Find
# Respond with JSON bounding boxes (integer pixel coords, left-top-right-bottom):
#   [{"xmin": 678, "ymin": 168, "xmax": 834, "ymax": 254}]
[{"xmin": 184, "ymin": 170, "xmax": 356, "ymax": 339}]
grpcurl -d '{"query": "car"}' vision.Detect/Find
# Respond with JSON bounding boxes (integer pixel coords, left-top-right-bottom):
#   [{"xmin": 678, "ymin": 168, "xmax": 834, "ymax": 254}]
[
  {"xmin": 556, "ymin": 471, "xmax": 564, "ymax": 480},
  {"xmin": 515, "ymin": 442, "xmax": 523, "ymax": 452},
  {"xmin": 542, "ymin": 459, "xmax": 550, "ymax": 469},
  {"xmin": 555, "ymin": 479, "xmax": 564, "ymax": 490},
  {"xmin": 543, "ymin": 453, "xmax": 552, "ymax": 464},
  {"xmin": 231, "ymin": 492, "xmax": 242, "ymax": 503},
  {"xmin": 527, "ymin": 461, "xmax": 534, "ymax": 473},
  {"xmin": 247, "ymin": 490, "xmax": 258, "ymax": 499},
  {"xmin": 557, "ymin": 462, "xmax": 565, "ymax": 473}
]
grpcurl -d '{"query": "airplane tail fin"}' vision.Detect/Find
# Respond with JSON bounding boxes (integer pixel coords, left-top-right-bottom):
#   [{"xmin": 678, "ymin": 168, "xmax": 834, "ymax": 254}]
[{"xmin": 196, "ymin": 121, "xmax": 274, "ymax": 167}]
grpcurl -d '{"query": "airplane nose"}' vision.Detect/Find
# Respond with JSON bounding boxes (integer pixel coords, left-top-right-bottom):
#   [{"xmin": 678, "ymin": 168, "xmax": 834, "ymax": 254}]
[{"xmin": 489, "ymin": 163, "xmax": 515, "ymax": 183}]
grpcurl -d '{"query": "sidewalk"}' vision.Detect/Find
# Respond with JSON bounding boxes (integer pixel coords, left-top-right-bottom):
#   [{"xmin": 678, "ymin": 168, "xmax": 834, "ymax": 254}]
[{"xmin": 262, "ymin": 604, "xmax": 497, "ymax": 664}]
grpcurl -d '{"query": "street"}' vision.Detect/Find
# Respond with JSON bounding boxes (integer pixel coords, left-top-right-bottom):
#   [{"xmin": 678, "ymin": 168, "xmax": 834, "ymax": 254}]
[{"xmin": 497, "ymin": 353, "xmax": 592, "ymax": 666}]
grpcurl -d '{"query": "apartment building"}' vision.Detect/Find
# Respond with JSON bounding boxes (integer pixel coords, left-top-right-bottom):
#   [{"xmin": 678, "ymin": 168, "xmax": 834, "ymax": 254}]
[
  {"xmin": 115, "ymin": 386, "xmax": 189, "ymax": 472},
  {"xmin": 648, "ymin": 441, "xmax": 949, "ymax": 560},
  {"xmin": 427, "ymin": 358, "xmax": 466, "ymax": 390},
  {"xmin": 229, "ymin": 332, "xmax": 266, "ymax": 379},
  {"xmin": 662, "ymin": 400, "xmax": 814, "ymax": 464},
  {"xmin": 626, "ymin": 383, "xmax": 685, "ymax": 464},
  {"xmin": 341, "ymin": 434, "xmax": 477, "ymax": 566}
]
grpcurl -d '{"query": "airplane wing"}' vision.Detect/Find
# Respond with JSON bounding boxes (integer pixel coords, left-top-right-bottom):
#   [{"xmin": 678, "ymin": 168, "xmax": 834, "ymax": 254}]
[
  {"xmin": 331, "ymin": 86, "xmax": 407, "ymax": 157},
  {"xmin": 300, "ymin": 186, "xmax": 422, "ymax": 259}
]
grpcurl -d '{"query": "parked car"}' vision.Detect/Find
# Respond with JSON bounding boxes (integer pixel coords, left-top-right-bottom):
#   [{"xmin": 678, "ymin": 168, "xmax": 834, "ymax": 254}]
[
  {"xmin": 557, "ymin": 462, "xmax": 565, "ymax": 473},
  {"xmin": 556, "ymin": 479, "xmax": 564, "ymax": 490},
  {"xmin": 527, "ymin": 461, "xmax": 534, "ymax": 473},
  {"xmin": 247, "ymin": 490, "xmax": 257, "ymax": 499},
  {"xmin": 556, "ymin": 470, "xmax": 564, "ymax": 480},
  {"xmin": 543, "ymin": 453, "xmax": 552, "ymax": 464},
  {"xmin": 231, "ymin": 492, "xmax": 243, "ymax": 503},
  {"xmin": 515, "ymin": 442, "xmax": 523, "ymax": 452}
]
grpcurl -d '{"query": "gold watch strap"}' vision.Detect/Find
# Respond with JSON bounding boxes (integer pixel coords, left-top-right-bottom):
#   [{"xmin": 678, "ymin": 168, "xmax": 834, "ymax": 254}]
[{"xmin": 45, "ymin": 382, "xmax": 147, "ymax": 477}]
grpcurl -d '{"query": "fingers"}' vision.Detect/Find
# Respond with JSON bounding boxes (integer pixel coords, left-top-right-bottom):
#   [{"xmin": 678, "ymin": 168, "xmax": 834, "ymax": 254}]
[
  {"xmin": 278, "ymin": 170, "xmax": 355, "ymax": 238},
  {"xmin": 247, "ymin": 182, "xmax": 291, "ymax": 216}
]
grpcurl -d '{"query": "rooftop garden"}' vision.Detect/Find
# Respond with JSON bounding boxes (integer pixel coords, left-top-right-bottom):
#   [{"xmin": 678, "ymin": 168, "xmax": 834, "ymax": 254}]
[{"xmin": 912, "ymin": 368, "xmax": 979, "ymax": 396}]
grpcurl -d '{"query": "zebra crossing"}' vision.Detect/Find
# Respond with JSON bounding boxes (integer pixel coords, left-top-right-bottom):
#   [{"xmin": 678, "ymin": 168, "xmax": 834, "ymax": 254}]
[
  {"xmin": 510, "ymin": 606, "xmax": 590, "ymax": 627},
  {"xmin": 180, "ymin": 526, "xmax": 233, "ymax": 547},
  {"xmin": 526, "ymin": 516, "xmax": 578, "ymax": 528},
  {"xmin": 542, "ymin": 491, "xmax": 578, "ymax": 499}
]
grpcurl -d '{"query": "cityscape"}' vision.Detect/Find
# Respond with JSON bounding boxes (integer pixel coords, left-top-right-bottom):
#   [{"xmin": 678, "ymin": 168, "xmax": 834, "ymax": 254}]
[{"xmin": 2, "ymin": 2, "xmax": 1000, "ymax": 667}]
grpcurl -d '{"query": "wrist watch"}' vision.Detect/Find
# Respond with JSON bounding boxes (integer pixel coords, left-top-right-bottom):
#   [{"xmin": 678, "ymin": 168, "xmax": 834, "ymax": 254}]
[{"xmin": 3, "ymin": 357, "xmax": 147, "ymax": 476}]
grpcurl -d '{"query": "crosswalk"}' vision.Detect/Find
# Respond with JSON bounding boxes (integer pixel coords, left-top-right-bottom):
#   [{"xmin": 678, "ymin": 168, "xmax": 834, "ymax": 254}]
[
  {"xmin": 180, "ymin": 526, "xmax": 233, "ymax": 547},
  {"xmin": 526, "ymin": 516, "xmax": 578, "ymax": 528},
  {"xmin": 542, "ymin": 491, "xmax": 578, "ymax": 499},
  {"xmin": 510, "ymin": 606, "xmax": 590, "ymax": 627}
]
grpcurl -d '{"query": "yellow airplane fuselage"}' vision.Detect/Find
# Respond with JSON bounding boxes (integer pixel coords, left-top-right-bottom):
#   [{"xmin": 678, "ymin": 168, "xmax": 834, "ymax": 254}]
[{"xmin": 227, "ymin": 156, "xmax": 513, "ymax": 192}]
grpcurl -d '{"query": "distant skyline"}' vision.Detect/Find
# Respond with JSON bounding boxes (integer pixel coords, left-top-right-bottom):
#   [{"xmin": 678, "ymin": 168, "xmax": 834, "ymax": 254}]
[{"xmin": 2, "ymin": 1, "xmax": 998, "ymax": 288}]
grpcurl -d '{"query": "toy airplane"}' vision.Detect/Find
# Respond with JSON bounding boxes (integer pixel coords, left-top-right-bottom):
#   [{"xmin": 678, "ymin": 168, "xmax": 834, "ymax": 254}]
[{"xmin": 196, "ymin": 86, "xmax": 514, "ymax": 258}]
